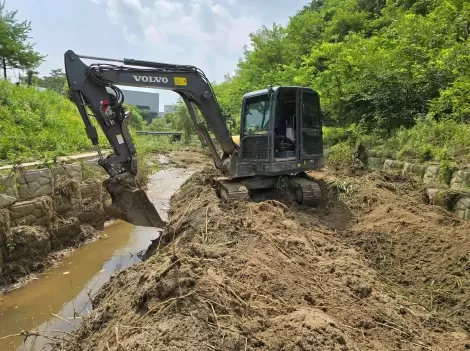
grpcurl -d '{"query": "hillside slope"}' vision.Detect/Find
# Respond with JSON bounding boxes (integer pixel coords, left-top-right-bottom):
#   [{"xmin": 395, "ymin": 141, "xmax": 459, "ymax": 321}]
[{"xmin": 0, "ymin": 81, "xmax": 92, "ymax": 164}]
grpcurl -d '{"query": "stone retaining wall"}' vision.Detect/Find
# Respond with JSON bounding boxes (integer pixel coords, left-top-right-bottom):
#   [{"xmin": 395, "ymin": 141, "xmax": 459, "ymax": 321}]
[
  {"xmin": 0, "ymin": 158, "xmax": 110, "ymax": 282},
  {"xmin": 367, "ymin": 156, "xmax": 470, "ymax": 221}
]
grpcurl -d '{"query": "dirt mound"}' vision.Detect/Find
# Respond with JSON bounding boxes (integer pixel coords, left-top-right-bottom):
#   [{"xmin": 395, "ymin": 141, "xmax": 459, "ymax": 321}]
[
  {"xmin": 315, "ymin": 170, "xmax": 470, "ymax": 336},
  {"xmin": 61, "ymin": 167, "xmax": 469, "ymax": 350}
]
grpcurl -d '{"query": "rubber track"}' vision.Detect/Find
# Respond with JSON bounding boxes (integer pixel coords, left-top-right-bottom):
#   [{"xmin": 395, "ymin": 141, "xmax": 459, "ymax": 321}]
[
  {"xmin": 290, "ymin": 177, "xmax": 322, "ymax": 206},
  {"xmin": 218, "ymin": 179, "xmax": 250, "ymax": 203}
]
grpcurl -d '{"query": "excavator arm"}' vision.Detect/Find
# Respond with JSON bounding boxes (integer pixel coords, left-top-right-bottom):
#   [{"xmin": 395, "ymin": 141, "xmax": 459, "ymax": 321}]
[{"xmin": 64, "ymin": 50, "xmax": 237, "ymax": 227}]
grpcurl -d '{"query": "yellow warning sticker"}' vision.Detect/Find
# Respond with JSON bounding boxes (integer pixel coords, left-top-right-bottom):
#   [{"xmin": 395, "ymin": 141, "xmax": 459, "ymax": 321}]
[{"xmin": 174, "ymin": 77, "xmax": 187, "ymax": 86}]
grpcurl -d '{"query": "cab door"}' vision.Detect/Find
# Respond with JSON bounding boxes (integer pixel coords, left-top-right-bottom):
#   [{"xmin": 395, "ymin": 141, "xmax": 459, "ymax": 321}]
[{"xmin": 297, "ymin": 88, "xmax": 323, "ymax": 159}]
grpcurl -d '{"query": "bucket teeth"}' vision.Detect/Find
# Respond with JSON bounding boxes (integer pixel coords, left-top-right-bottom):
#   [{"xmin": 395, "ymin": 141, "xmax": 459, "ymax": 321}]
[{"xmin": 103, "ymin": 173, "xmax": 166, "ymax": 228}]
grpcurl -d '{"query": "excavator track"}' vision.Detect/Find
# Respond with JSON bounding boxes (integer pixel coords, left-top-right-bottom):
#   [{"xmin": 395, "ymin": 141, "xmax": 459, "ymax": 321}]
[
  {"xmin": 289, "ymin": 177, "xmax": 323, "ymax": 206},
  {"xmin": 216, "ymin": 179, "xmax": 250, "ymax": 203}
]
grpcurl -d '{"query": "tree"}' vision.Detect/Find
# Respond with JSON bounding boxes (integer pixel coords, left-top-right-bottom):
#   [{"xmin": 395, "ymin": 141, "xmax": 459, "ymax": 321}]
[
  {"xmin": 0, "ymin": 2, "xmax": 44, "ymax": 80},
  {"xmin": 149, "ymin": 117, "xmax": 171, "ymax": 131},
  {"xmin": 124, "ymin": 104, "xmax": 147, "ymax": 130},
  {"xmin": 40, "ymin": 68, "xmax": 66, "ymax": 94},
  {"xmin": 165, "ymin": 100, "xmax": 195, "ymax": 143},
  {"xmin": 18, "ymin": 69, "xmax": 40, "ymax": 85},
  {"xmin": 214, "ymin": 0, "xmax": 470, "ymax": 133}
]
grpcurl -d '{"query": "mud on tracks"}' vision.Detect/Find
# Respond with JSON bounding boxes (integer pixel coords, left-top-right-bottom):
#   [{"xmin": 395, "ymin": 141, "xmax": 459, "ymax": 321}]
[{"xmin": 61, "ymin": 166, "xmax": 470, "ymax": 351}]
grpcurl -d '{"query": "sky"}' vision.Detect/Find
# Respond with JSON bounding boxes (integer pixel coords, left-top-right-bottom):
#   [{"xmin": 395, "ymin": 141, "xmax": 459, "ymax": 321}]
[{"xmin": 7, "ymin": 0, "xmax": 310, "ymax": 110}]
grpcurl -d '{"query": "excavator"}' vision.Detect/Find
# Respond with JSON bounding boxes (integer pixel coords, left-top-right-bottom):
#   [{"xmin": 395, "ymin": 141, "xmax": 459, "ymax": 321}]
[{"xmin": 64, "ymin": 50, "xmax": 325, "ymax": 228}]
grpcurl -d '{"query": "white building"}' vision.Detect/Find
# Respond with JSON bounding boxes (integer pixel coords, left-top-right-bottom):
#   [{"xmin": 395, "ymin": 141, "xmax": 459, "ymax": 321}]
[{"xmin": 164, "ymin": 104, "xmax": 176, "ymax": 114}]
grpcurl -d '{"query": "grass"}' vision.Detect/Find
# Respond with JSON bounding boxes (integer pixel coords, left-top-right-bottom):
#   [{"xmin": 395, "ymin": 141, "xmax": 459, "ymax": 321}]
[
  {"xmin": 0, "ymin": 81, "xmax": 95, "ymax": 165},
  {"xmin": 133, "ymin": 134, "xmax": 203, "ymax": 187},
  {"xmin": 0, "ymin": 79, "xmax": 200, "ymax": 168},
  {"xmin": 134, "ymin": 134, "xmax": 202, "ymax": 155},
  {"xmin": 323, "ymin": 118, "xmax": 470, "ymax": 166}
]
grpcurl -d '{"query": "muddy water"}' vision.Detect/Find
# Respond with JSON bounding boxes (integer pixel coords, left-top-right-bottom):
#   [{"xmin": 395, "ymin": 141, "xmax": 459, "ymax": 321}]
[{"xmin": 0, "ymin": 166, "xmax": 193, "ymax": 351}]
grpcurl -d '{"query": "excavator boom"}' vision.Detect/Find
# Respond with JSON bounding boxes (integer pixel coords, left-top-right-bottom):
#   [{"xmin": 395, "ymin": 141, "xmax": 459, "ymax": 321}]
[{"xmin": 64, "ymin": 50, "xmax": 236, "ymax": 227}]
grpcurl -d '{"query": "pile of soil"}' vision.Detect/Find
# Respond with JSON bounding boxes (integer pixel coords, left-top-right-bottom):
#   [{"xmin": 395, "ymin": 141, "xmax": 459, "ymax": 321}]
[
  {"xmin": 315, "ymin": 168, "xmax": 470, "ymax": 337},
  {"xmin": 60, "ymin": 166, "xmax": 470, "ymax": 350}
]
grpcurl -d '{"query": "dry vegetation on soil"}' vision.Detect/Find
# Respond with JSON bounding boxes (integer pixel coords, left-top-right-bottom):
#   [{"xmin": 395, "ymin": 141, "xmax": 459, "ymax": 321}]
[{"xmin": 60, "ymin": 163, "xmax": 470, "ymax": 351}]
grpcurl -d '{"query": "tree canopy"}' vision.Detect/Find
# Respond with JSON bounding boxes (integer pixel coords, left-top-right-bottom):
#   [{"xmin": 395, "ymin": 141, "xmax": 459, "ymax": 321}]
[
  {"xmin": 0, "ymin": 1, "xmax": 44, "ymax": 80},
  {"xmin": 39, "ymin": 68, "xmax": 66, "ymax": 94},
  {"xmin": 212, "ymin": 0, "xmax": 470, "ymax": 135}
]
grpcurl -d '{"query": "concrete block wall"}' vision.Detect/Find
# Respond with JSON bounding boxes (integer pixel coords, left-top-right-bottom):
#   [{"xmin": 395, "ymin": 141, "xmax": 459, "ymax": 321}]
[
  {"xmin": 0, "ymin": 174, "xmax": 18, "ymax": 208},
  {"xmin": 0, "ymin": 159, "xmax": 110, "ymax": 281},
  {"xmin": 16, "ymin": 169, "xmax": 54, "ymax": 201},
  {"xmin": 369, "ymin": 156, "xmax": 470, "ymax": 221}
]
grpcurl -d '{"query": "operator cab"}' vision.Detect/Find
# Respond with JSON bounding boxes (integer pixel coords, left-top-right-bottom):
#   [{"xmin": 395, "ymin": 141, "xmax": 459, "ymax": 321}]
[{"xmin": 239, "ymin": 86, "xmax": 323, "ymax": 170}]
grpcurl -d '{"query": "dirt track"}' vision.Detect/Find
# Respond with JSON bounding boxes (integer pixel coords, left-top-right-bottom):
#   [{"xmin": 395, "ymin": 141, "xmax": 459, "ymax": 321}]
[{"xmin": 60, "ymin": 157, "xmax": 470, "ymax": 351}]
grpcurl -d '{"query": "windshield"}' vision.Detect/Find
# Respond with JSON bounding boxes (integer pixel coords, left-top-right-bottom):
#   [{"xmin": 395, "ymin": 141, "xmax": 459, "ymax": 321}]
[{"xmin": 244, "ymin": 94, "xmax": 271, "ymax": 135}]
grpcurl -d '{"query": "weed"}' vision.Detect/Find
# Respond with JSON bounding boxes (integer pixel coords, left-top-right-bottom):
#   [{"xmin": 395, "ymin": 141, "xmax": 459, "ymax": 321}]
[
  {"xmin": 324, "ymin": 117, "xmax": 470, "ymax": 165},
  {"xmin": 0, "ymin": 81, "xmax": 101, "ymax": 165}
]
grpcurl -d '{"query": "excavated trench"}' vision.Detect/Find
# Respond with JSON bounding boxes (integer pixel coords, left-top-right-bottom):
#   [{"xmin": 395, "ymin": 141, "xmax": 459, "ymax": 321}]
[
  {"xmin": 3, "ymin": 150, "xmax": 470, "ymax": 350},
  {"xmin": 0, "ymin": 157, "xmax": 197, "ymax": 351},
  {"xmin": 59, "ymin": 164, "xmax": 470, "ymax": 351}
]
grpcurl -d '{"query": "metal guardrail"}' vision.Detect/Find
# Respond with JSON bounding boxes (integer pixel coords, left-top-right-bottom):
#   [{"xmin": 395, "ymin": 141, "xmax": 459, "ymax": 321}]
[{"xmin": 135, "ymin": 131, "xmax": 182, "ymax": 141}]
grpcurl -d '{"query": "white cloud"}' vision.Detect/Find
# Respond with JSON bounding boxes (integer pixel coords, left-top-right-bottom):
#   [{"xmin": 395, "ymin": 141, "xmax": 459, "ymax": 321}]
[{"xmin": 93, "ymin": 0, "xmax": 261, "ymax": 82}]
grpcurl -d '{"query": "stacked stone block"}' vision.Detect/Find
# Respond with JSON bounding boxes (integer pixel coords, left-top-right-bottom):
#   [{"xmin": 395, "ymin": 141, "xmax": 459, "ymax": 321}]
[
  {"xmin": 0, "ymin": 174, "xmax": 18, "ymax": 208},
  {"xmin": 422, "ymin": 165, "xmax": 442, "ymax": 185},
  {"xmin": 383, "ymin": 159, "xmax": 404, "ymax": 173},
  {"xmin": 0, "ymin": 160, "xmax": 109, "ymax": 280},
  {"xmin": 450, "ymin": 169, "xmax": 470, "ymax": 190},
  {"xmin": 402, "ymin": 162, "xmax": 426, "ymax": 179},
  {"xmin": 377, "ymin": 157, "xmax": 470, "ymax": 221},
  {"xmin": 16, "ymin": 169, "xmax": 54, "ymax": 200}
]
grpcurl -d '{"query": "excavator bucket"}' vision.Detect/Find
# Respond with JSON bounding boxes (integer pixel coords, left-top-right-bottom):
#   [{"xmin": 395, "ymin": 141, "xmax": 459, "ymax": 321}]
[{"xmin": 102, "ymin": 173, "xmax": 166, "ymax": 228}]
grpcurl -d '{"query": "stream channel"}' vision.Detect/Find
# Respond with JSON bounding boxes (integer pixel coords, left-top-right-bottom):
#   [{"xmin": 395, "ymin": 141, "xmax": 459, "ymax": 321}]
[{"xmin": 0, "ymin": 162, "xmax": 194, "ymax": 351}]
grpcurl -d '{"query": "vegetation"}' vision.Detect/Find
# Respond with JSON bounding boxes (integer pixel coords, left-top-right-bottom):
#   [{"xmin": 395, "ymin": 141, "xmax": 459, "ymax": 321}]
[
  {"xmin": 0, "ymin": 1, "xmax": 44, "ymax": 79},
  {"xmin": 211, "ymin": 0, "xmax": 470, "ymax": 163},
  {"xmin": 39, "ymin": 68, "xmax": 67, "ymax": 95},
  {"xmin": 2, "ymin": 0, "xmax": 470, "ymax": 168},
  {"xmin": 323, "ymin": 117, "xmax": 470, "ymax": 164},
  {"xmin": 0, "ymin": 81, "xmax": 93, "ymax": 164}
]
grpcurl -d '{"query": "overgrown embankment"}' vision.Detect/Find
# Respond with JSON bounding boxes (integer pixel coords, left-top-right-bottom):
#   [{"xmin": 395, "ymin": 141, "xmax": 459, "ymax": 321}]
[
  {"xmin": 0, "ymin": 81, "xmax": 95, "ymax": 165},
  {"xmin": 324, "ymin": 118, "xmax": 470, "ymax": 166},
  {"xmin": 60, "ymin": 166, "xmax": 469, "ymax": 351}
]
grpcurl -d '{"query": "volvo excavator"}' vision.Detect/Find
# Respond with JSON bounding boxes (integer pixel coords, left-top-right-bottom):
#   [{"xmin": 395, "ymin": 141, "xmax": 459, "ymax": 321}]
[{"xmin": 64, "ymin": 50, "xmax": 325, "ymax": 228}]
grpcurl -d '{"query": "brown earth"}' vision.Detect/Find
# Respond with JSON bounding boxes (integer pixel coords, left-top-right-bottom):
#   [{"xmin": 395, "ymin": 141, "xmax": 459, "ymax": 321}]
[
  {"xmin": 59, "ymin": 164, "xmax": 470, "ymax": 351},
  {"xmin": 165, "ymin": 149, "xmax": 213, "ymax": 169}
]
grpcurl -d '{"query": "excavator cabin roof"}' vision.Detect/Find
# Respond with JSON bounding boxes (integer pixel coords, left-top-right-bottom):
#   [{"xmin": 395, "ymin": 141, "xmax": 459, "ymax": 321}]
[{"xmin": 242, "ymin": 86, "xmax": 317, "ymax": 99}]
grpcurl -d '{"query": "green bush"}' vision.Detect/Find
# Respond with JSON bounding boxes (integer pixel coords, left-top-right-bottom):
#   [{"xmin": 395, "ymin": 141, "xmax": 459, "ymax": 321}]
[
  {"xmin": 379, "ymin": 117, "xmax": 470, "ymax": 163},
  {"xmin": 323, "ymin": 124, "xmax": 383, "ymax": 151},
  {"xmin": 0, "ymin": 81, "xmax": 95, "ymax": 164},
  {"xmin": 323, "ymin": 126, "xmax": 358, "ymax": 148},
  {"xmin": 327, "ymin": 142, "xmax": 354, "ymax": 164},
  {"xmin": 124, "ymin": 104, "xmax": 148, "ymax": 131},
  {"xmin": 324, "ymin": 117, "xmax": 470, "ymax": 165}
]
